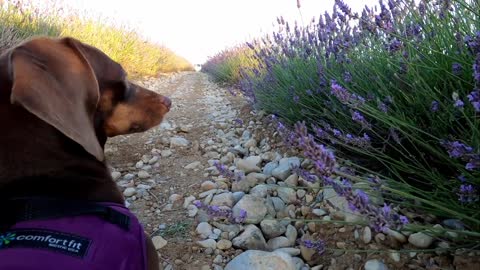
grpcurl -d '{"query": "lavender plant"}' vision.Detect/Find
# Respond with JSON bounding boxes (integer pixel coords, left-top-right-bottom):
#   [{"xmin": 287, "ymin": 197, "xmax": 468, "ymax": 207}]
[{"xmin": 204, "ymin": 0, "xmax": 480, "ymax": 245}]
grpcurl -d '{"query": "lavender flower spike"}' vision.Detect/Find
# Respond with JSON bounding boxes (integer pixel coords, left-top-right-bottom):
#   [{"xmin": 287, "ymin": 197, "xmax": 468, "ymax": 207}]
[
  {"xmin": 299, "ymin": 239, "xmax": 326, "ymax": 255},
  {"xmin": 193, "ymin": 200, "xmax": 247, "ymax": 224},
  {"xmin": 431, "ymin": 100, "xmax": 439, "ymax": 112}
]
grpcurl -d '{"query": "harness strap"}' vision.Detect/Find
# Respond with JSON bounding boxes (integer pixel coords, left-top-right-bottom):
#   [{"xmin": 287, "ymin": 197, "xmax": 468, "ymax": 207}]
[{"xmin": 1, "ymin": 198, "xmax": 130, "ymax": 231}]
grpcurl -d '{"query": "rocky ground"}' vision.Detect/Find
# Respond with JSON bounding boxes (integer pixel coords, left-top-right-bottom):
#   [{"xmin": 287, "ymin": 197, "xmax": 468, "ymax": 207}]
[{"xmin": 104, "ymin": 72, "xmax": 479, "ymax": 270}]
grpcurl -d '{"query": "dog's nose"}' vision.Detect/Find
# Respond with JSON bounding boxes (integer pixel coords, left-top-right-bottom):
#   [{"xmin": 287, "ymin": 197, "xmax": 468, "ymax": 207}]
[{"xmin": 162, "ymin": 96, "xmax": 172, "ymax": 109}]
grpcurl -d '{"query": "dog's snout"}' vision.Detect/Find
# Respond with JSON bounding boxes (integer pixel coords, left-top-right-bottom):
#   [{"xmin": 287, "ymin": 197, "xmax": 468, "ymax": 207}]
[{"xmin": 162, "ymin": 96, "xmax": 172, "ymax": 110}]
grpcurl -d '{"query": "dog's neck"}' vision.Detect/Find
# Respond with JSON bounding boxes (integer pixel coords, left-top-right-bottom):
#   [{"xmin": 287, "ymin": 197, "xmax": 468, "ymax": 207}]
[{"xmin": 0, "ymin": 102, "xmax": 123, "ymax": 203}]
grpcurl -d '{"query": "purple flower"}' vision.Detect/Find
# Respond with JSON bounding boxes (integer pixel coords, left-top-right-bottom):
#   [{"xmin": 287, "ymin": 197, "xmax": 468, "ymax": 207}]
[
  {"xmin": 193, "ymin": 200, "xmax": 203, "ymax": 208},
  {"xmin": 306, "ymin": 89, "xmax": 313, "ymax": 95},
  {"xmin": 214, "ymin": 162, "xmax": 245, "ymax": 182},
  {"xmin": 351, "ymin": 110, "xmax": 371, "ymax": 129},
  {"xmin": 440, "ymin": 140, "xmax": 473, "ymax": 159},
  {"xmin": 324, "ymin": 177, "xmax": 407, "ymax": 232},
  {"xmin": 363, "ymin": 133, "xmax": 371, "ymax": 142},
  {"xmin": 292, "ymin": 165, "xmax": 318, "ymax": 183},
  {"xmin": 378, "ymin": 102, "xmax": 388, "ymax": 113},
  {"xmin": 193, "ymin": 200, "xmax": 247, "ymax": 224},
  {"xmin": 293, "ymin": 95, "xmax": 300, "ymax": 103},
  {"xmin": 299, "ymin": 239, "xmax": 326, "ymax": 255},
  {"xmin": 335, "ymin": 0, "xmax": 352, "ymax": 16},
  {"xmin": 458, "ymin": 184, "xmax": 479, "ymax": 204},
  {"xmin": 313, "ymin": 125, "xmax": 329, "ymax": 140},
  {"xmin": 292, "ymin": 122, "xmax": 337, "ymax": 177},
  {"xmin": 233, "ymin": 171, "xmax": 246, "ymax": 182},
  {"xmin": 331, "ymin": 81, "xmax": 350, "ymax": 103},
  {"xmin": 388, "ymin": 39, "xmax": 403, "ymax": 53},
  {"xmin": 234, "ymin": 118, "xmax": 244, "ymax": 126},
  {"xmin": 213, "ymin": 161, "xmax": 234, "ymax": 179},
  {"xmin": 227, "ymin": 87, "xmax": 237, "ymax": 96},
  {"xmin": 332, "ymin": 129, "xmax": 342, "ymax": 137},
  {"xmin": 467, "ymin": 89, "xmax": 480, "ymax": 112},
  {"xmin": 418, "ymin": 0, "xmax": 426, "ymax": 16},
  {"xmin": 466, "ymin": 155, "xmax": 480, "ymax": 171},
  {"xmin": 464, "ymin": 32, "xmax": 480, "ymax": 55},
  {"xmin": 233, "ymin": 209, "xmax": 247, "ymax": 223},
  {"xmin": 382, "ymin": 204, "xmax": 391, "ymax": 216},
  {"xmin": 454, "ymin": 99, "xmax": 464, "ymax": 108},
  {"xmin": 330, "ymin": 81, "xmax": 365, "ymax": 107},
  {"xmin": 431, "ymin": 100, "xmax": 439, "ymax": 112},
  {"xmin": 389, "ymin": 128, "xmax": 401, "ymax": 144},
  {"xmin": 452, "ymin": 62, "xmax": 463, "ymax": 76},
  {"xmin": 474, "ymin": 53, "xmax": 480, "ymax": 84},
  {"xmin": 343, "ymin": 71, "xmax": 352, "ymax": 83}
]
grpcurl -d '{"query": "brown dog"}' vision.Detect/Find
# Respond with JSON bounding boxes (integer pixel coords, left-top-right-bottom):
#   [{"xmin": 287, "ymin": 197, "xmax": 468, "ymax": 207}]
[{"xmin": 0, "ymin": 37, "xmax": 170, "ymax": 270}]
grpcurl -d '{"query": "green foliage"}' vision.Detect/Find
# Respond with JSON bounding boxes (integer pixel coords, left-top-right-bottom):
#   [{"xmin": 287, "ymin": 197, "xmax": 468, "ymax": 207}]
[
  {"xmin": 0, "ymin": 1, "xmax": 193, "ymax": 76},
  {"xmin": 202, "ymin": 44, "xmax": 259, "ymax": 85}
]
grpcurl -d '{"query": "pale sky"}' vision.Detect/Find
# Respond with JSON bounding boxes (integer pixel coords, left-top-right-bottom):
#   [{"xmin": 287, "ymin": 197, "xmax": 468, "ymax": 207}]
[{"xmin": 59, "ymin": 0, "xmax": 377, "ymax": 64}]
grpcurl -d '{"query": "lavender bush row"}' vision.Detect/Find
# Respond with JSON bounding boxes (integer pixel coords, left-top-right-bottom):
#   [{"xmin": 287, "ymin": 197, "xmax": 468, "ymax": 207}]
[{"xmin": 203, "ymin": 0, "xmax": 480, "ymax": 245}]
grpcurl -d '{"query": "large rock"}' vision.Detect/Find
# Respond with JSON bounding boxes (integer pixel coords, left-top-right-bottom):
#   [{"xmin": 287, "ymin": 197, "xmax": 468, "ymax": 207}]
[
  {"xmin": 196, "ymin": 222, "xmax": 213, "ymax": 239},
  {"xmin": 284, "ymin": 174, "xmax": 299, "ymax": 187},
  {"xmin": 260, "ymin": 220, "xmax": 287, "ymax": 239},
  {"xmin": 272, "ymin": 166, "xmax": 291, "ymax": 181},
  {"xmin": 236, "ymin": 159, "xmax": 261, "ymax": 174},
  {"xmin": 277, "ymin": 187, "xmax": 297, "ymax": 204},
  {"xmin": 225, "ymin": 250, "xmax": 295, "ymax": 270},
  {"xmin": 364, "ymin": 259, "xmax": 389, "ymax": 270},
  {"xmin": 170, "ymin": 136, "xmax": 189, "ymax": 147},
  {"xmin": 250, "ymin": 184, "xmax": 271, "ymax": 198},
  {"xmin": 245, "ymin": 156, "xmax": 262, "ymax": 167},
  {"xmin": 285, "ymin": 225, "xmax": 297, "ymax": 245},
  {"xmin": 232, "ymin": 195, "xmax": 267, "ymax": 224},
  {"xmin": 210, "ymin": 192, "xmax": 235, "ymax": 208},
  {"xmin": 263, "ymin": 161, "xmax": 279, "ymax": 176},
  {"xmin": 197, "ymin": 239, "xmax": 217, "ymax": 249},
  {"xmin": 152, "ymin": 236, "xmax": 168, "ymax": 250},
  {"xmin": 408, "ymin": 232, "xmax": 434, "ymax": 248},
  {"xmin": 272, "ymin": 157, "xmax": 300, "ymax": 180},
  {"xmin": 232, "ymin": 225, "xmax": 267, "ymax": 250},
  {"xmin": 211, "ymin": 222, "xmax": 241, "ymax": 238},
  {"xmin": 267, "ymin": 236, "xmax": 291, "ymax": 250},
  {"xmin": 265, "ymin": 197, "xmax": 277, "ymax": 218},
  {"xmin": 231, "ymin": 173, "xmax": 259, "ymax": 193}
]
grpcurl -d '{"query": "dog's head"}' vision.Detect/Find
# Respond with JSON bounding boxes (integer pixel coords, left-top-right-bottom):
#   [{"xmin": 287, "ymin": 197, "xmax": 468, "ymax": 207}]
[{"xmin": 0, "ymin": 37, "xmax": 171, "ymax": 161}]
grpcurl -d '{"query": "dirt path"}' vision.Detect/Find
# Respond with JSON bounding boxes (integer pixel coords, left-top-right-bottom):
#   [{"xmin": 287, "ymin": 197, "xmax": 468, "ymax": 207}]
[{"xmin": 105, "ymin": 72, "xmax": 245, "ymax": 270}]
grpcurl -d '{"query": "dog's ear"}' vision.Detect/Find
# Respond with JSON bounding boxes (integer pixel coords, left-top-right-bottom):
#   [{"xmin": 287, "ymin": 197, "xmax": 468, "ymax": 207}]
[
  {"xmin": 64, "ymin": 37, "xmax": 171, "ymax": 137},
  {"xmin": 7, "ymin": 37, "xmax": 105, "ymax": 161}
]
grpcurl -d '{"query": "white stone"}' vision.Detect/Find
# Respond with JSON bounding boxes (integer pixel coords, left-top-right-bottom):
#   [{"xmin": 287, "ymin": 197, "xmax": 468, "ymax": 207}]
[
  {"xmin": 185, "ymin": 161, "xmax": 202, "ymax": 170},
  {"xmin": 138, "ymin": 170, "xmax": 150, "ymax": 179},
  {"xmin": 362, "ymin": 226, "xmax": 372, "ymax": 244},
  {"xmin": 216, "ymin": 239, "xmax": 232, "ymax": 250},
  {"xmin": 111, "ymin": 171, "xmax": 122, "ymax": 180},
  {"xmin": 170, "ymin": 136, "xmax": 190, "ymax": 147},
  {"xmin": 152, "ymin": 236, "xmax": 168, "ymax": 250},
  {"xmin": 408, "ymin": 232, "xmax": 434, "ymax": 248},
  {"xmin": 225, "ymin": 250, "xmax": 295, "ymax": 270},
  {"xmin": 197, "ymin": 239, "xmax": 217, "ymax": 249},
  {"xmin": 232, "ymin": 195, "xmax": 267, "ymax": 224},
  {"xmin": 364, "ymin": 259, "xmax": 389, "ymax": 270},
  {"xmin": 123, "ymin": 187, "xmax": 136, "ymax": 197},
  {"xmin": 196, "ymin": 222, "xmax": 213, "ymax": 239}
]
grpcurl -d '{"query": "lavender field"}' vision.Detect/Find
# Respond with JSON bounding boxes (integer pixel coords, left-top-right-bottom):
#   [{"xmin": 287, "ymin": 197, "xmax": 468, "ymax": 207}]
[{"xmin": 203, "ymin": 0, "xmax": 480, "ymax": 258}]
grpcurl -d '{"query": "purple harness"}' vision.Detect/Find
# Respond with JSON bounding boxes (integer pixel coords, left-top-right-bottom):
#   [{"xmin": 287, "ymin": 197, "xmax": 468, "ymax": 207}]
[{"xmin": 0, "ymin": 200, "xmax": 147, "ymax": 270}]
